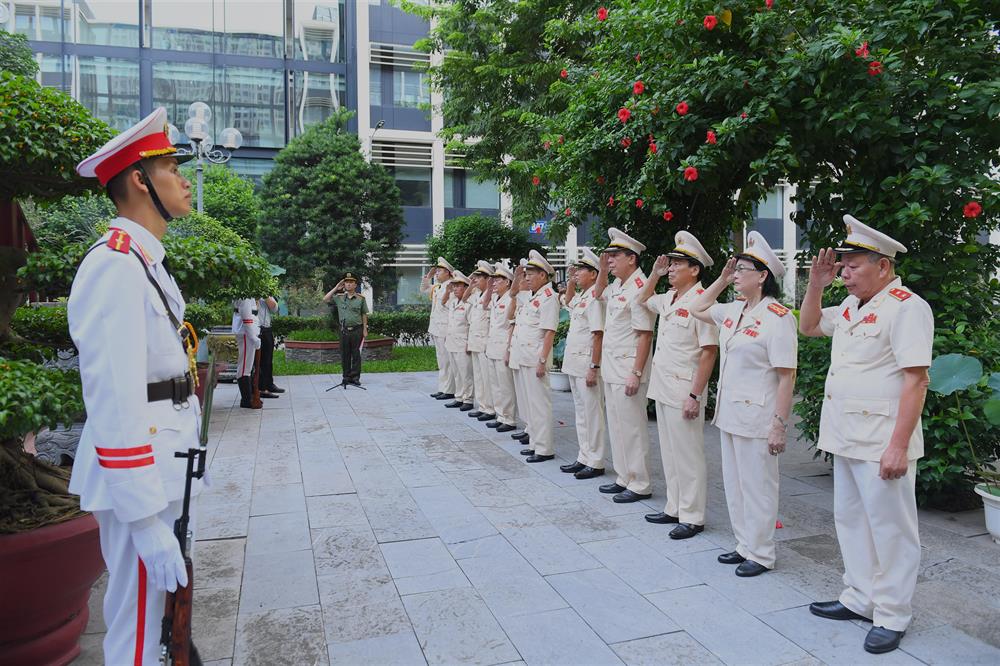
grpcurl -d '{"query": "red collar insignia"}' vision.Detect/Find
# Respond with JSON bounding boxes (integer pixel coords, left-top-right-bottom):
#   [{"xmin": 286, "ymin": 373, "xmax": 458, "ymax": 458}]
[
  {"xmin": 743, "ymin": 328, "xmax": 759, "ymax": 337},
  {"xmin": 861, "ymin": 313, "xmax": 877, "ymax": 324},
  {"xmin": 532, "ymin": 299, "xmax": 540, "ymax": 307},
  {"xmin": 676, "ymin": 308, "xmax": 689, "ymax": 317},
  {"xmin": 723, "ymin": 318, "xmax": 733, "ymax": 328},
  {"xmin": 842, "ymin": 307, "xmax": 851, "ymax": 321}
]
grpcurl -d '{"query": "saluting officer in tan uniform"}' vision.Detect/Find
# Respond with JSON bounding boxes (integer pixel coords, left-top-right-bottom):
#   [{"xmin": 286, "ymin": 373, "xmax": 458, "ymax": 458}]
[
  {"xmin": 421, "ymin": 257, "xmax": 456, "ymax": 400},
  {"xmin": 691, "ymin": 231, "xmax": 797, "ymax": 578},
  {"xmin": 559, "ymin": 248, "xmax": 608, "ymax": 479},
  {"xmin": 800, "ymin": 216, "xmax": 933, "ymax": 655},
  {"xmin": 595, "ymin": 229, "xmax": 656, "ymax": 503},
  {"xmin": 467, "ymin": 260, "xmax": 496, "ymax": 422},
  {"xmin": 506, "ymin": 258, "xmax": 533, "ymax": 446},
  {"xmin": 484, "ymin": 261, "xmax": 518, "ymax": 433},
  {"xmin": 508, "ymin": 250, "xmax": 560, "ymax": 462},
  {"xmin": 637, "ymin": 232, "xmax": 719, "ymax": 538},
  {"xmin": 443, "ymin": 270, "xmax": 475, "ymax": 411}
]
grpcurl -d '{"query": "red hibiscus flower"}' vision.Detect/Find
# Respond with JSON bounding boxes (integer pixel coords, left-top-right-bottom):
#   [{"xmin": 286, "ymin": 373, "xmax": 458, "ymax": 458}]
[
  {"xmin": 635, "ymin": 199, "xmax": 644, "ymax": 208},
  {"xmin": 531, "ymin": 176, "xmax": 541, "ymax": 187},
  {"xmin": 676, "ymin": 18, "xmax": 685, "ymax": 25},
  {"xmin": 765, "ymin": 0, "xmax": 773, "ymax": 8},
  {"xmin": 740, "ymin": 112, "xmax": 748, "ymax": 119},
  {"xmin": 597, "ymin": 7, "xmax": 608, "ymax": 21},
  {"xmin": 607, "ymin": 196, "xmax": 615, "ymax": 207},
  {"xmin": 964, "ymin": 201, "xmax": 983, "ymax": 218},
  {"xmin": 635, "ymin": 53, "xmax": 641, "ymax": 63},
  {"xmin": 565, "ymin": 208, "xmax": 572, "ymax": 216},
  {"xmin": 621, "ymin": 137, "xmax": 632, "ymax": 148},
  {"xmin": 633, "ymin": 80, "xmax": 645, "ymax": 95},
  {"xmin": 558, "ymin": 135, "xmax": 565, "ymax": 144},
  {"xmin": 543, "ymin": 140, "xmax": 551, "ymax": 149},
  {"xmin": 706, "ymin": 130, "xmax": 717, "ymax": 144},
  {"xmin": 684, "ymin": 166, "xmax": 699, "ymax": 181},
  {"xmin": 868, "ymin": 61, "xmax": 883, "ymax": 76},
  {"xmin": 596, "ymin": 175, "xmax": 606, "ymax": 184},
  {"xmin": 663, "ymin": 211, "xmax": 674, "ymax": 221},
  {"xmin": 560, "ymin": 69, "xmax": 568, "ymax": 79},
  {"xmin": 676, "ymin": 101, "xmax": 689, "ymax": 115},
  {"xmin": 649, "ymin": 142, "xmax": 658, "ymax": 154},
  {"xmin": 703, "ymin": 15, "xmax": 718, "ymax": 30},
  {"xmin": 855, "ymin": 41, "xmax": 869, "ymax": 58},
  {"xmin": 618, "ymin": 107, "xmax": 632, "ymax": 123}
]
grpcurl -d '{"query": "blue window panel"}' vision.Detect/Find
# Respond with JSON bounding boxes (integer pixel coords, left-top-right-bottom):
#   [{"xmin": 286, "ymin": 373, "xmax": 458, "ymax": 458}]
[{"xmin": 403, "ymin": 207, "xmax": 433, "ymax": 243}]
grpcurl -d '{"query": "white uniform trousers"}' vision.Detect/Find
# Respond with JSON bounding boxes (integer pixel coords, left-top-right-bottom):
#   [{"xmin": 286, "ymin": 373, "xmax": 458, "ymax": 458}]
[
  {"xmin": 569, "ymin": 374, "xmax": 606, "ymax": 469},
  {"xmin": 472, "ymin": 352, "xmax": 494, "ymax": 414},
  {"xmin": 511, "ymin": 367, "xmax": 531, "ymax": 435},
  {"xmin": 521, "ymin": 369, "xmax": 553, "ymax": 455},
  {"xmin": 719, "ymin": 430, "xmax": 779, "ymax": 568},
  {"xmin": 654, "ymin": 401, "xmax": 707, "ymax": 525},
  {"xmin": 235, "ymin": 332, "xmax": 254, "ymax": 378},
  {"xmin": 434, "ymin": 335, "xmax": 455, "ymax": 394},
  {"xmin": 95, "ymin": 499, "xmax": 194, "ymax": 666},
  {"xmin": 834, "ymin": 456, "xmax": 919, "ymax": 631},
  {"xmin": 604, "ymin": 382, "xmax": 652, "ymax": 494},
  {"xmin": 449, "ymin": 350, "xmax": 474, "ymax": 403},
  {"xmin": 487, "ymin": 358, "xmax": 517, "ymax": 426}
]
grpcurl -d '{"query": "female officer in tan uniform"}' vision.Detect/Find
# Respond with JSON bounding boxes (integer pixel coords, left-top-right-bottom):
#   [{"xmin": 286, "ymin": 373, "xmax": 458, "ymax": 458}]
[{"xmin": 691, "ymin": 231, "xmax": 797, "ymax": 577}]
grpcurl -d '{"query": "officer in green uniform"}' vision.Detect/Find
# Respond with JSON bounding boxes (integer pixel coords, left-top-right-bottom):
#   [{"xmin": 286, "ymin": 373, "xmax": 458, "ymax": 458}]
[{"xmin": 323, "ymin": 273, "xmax": 370, "ymax": 385}]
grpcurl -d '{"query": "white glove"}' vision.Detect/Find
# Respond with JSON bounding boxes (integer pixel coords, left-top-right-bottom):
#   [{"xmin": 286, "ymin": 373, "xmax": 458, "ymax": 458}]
[
  {"xmin": 253, "ymin": 336, "xmax": 262, "ymax": 350},
  {"xmin": 130, "ymin": 517, "xmax": 188, "ymax": 593}
]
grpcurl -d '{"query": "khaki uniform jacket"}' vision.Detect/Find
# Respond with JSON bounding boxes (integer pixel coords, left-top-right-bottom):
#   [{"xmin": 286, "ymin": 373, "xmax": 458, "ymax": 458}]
[
  {"xmin": 710, "ymin": 297, "xmax": 798, "ymax": 438},
  {"xmin": 644, "ymin": 283, "xmax": 719, "ymax": 407},
  {"xmin": 486, "ymin": 292, "xmax": 514, "ymax": 361},
  {"xmin": 428, "ymin": 281, "xmax": 452, "ymax": 338},
  {"xmin": 601, "ymin": 269, "xmax": 655, "ymax": 385},
  {"xmin": 817, "ymin": 278, "xmax": 933, "ymax": 461},
  {"xmin": 467, "ymin": 288, "xmax": 491, "ymax": 353},
  {"xmin": 561, "ymin": 287, "xmax": 605, "ymax": 378},
  {"xmin": 511, "ymin": 283, "xmax": 560, "ymax": 369},
  {"xmin": 444, "ymin": 296, "xmax": 472, "ymax": 353}
]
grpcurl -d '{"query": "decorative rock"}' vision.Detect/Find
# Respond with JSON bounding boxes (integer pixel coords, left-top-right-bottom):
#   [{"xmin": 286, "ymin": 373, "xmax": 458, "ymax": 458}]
[{"xmin": 284, "ymin": 338, "xmax": 395, "ymax": 364}]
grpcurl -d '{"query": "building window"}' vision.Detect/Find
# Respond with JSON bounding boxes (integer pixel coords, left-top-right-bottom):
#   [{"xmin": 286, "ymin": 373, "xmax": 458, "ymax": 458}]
[
  {"xmin": 392, "ymin": 69, "xmax": 428, "ymax": 109},
  {"xmin": 72, "ymin": 0, "xmax": 140, "ymax": 47},
  {"xmin": 292, "ymin": 70, "xmax": 346, "ymax": 136},
  {"xmin": 220, "ymin": 66, "xmax": 286, "ymax": 148},
  {"xmin": 13, "ymin": 2, "xmax": 68, "ymax": 41},
  {"xmin": 75, "ymin": 56, "xmax": 141, "ymax": 132},
  {"xmin": 153, "ymin": 62, "xmax": 217, "ymax": 142},
  {"xmin": 370, "ymin": 66, "xmax": 383, "ymax": 107},
  {"xmin": 222, "ymin": 1, "xmax": 284, "ymax": 57},
  {"xmin": 294, "ymin": 1, "xmax": 346, "ymax": 63},
  {"xmin": 466, "ymin": 177, "xmax": 500, "ymax": 209},
  {"xmin": 391, "ymin": 167, "xmax": 431, "ymax": 207},
  {"xmin": 151, "ymin": 0, "xmax": 218, "ymax": 52}
]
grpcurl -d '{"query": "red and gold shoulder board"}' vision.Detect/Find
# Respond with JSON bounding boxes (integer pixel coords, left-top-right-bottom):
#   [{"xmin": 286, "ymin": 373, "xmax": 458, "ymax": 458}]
[
  {"xmin": 634, "ymin": 277, "xmax": 644, "ymax": 288},
  {"xmin": 544, "ymin": 287, "xmax": 552, "ymax": 297},
  {"xmin": 768, "ymin": 303, "xmax": 789, "ymax": 317},
  {"xmin": 889, "ymin": 288, "xmax": 911, "ymax": 301},
  {"xmin": 107, "ymin": 229, "xmax": 131, "ymax": 254}
]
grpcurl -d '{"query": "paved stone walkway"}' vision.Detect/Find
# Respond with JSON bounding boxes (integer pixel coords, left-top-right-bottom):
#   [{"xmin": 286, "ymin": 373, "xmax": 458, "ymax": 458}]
[{"xmin": 76, "ymin": 371, "xmax": 1000, "ymax": 665}]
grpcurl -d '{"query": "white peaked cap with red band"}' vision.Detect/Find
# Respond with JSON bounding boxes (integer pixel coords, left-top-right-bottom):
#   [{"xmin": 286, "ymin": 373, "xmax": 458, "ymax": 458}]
[{"xmin": 76, "ymin": 107, "xmax": 192, "ymax": 185}]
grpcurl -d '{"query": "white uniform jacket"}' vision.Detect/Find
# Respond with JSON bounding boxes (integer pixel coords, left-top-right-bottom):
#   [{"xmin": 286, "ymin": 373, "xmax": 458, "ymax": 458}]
[
  {"xmin": 600, "ymin": 269, "xmax": 655, "ymax": 385},
  {"xmin": 817, "ymin": 278, "xmax": 933, "ymax": 462},
  {"xmin": 561, "ymin": 287, "xmax": 605, "ymax": 378},
  {"xmin": 232, "ymin": 298, "xmax": 260, "ymax": 348},
  {"xmin": 427, "ymin": 280, "xmax": 452, "ymax": 339},
  {"xmin": 467, "ymin": 288, "xmax": 491, "ymax": 353},
  {"xmin": 485, "ymin": 292, "xmax": 514, "ymax": 361},
  {"xmin": 445, "ymin": 296, "xmax": 472, "ymax": 353},
  {"xmin": 710, "ymin": 297, "xmax": 798, "ymax": 438},
  {"xmin": 67, "ymin": 217, "xmax": 201, "ymax": 524}
]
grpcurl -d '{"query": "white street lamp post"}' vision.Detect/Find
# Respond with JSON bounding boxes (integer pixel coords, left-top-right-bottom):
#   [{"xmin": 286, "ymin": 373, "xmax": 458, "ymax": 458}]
[{"xmin": 168, "ymin": 102, "xmax": 243, "ymax": 213}]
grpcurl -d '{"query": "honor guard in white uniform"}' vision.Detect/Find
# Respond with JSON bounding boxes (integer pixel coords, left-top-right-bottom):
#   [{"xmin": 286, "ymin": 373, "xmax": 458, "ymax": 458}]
[
  {"xmin": 421, "ymin": 257, "xmax": 456, "ymax": 400},
  {"xmin": 638, "ymin": 232, "xmax": 719, "ymax": 538},
  {"xmin": 595, "ymin": 228, "xmax": 656, "ymax": 502},
  {"xmin": 800, "ymin": 216, "xmax": 933, "ymax": 655},
  {"xmin": 467, "ymin": 260, "xmax": 496, "ymax": 422},
  {"xmin": 508, "ymin": 250, "xmax": 560, "ymax": 462},
  {"xmin": 692, "ymin": 231, "xmax": 797, "ymax": 578},
  {"xmin": 559, "ymin": 248, "xmax": 608, "ymax": 479},
  {"xmin": 69, "ymin": 107, "xmax": 202, "ymax": 665},
  {"xmin": 443, "ymin": 271, "xmax": 475, "ymax": 411},
  {"xmin": 232, "ymin": 297, "xmax": 261, "ymax": 408},
  {"xmin": 484, "ymin": 261, "xmax": 519, "ymax": 433},
  {"xmin": 506, "ymin": 259, "xmax": 533, "ymax": 445}
]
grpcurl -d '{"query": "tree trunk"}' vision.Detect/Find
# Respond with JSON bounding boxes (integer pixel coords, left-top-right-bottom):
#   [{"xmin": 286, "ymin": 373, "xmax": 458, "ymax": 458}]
[
  {"xmin": 0, "ymin": 197, "xmax": 29, "ymax": 344},
  {"xmin": 0, "ymin": 438, "xmax": 85, "ymax": 534}
]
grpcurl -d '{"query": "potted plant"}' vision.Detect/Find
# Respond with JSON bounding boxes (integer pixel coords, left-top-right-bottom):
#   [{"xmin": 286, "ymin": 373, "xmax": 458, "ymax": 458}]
[
  {"xmin": 927, "ymin": 353, "xmax": 1000, "ymax": 544},
  {"xmin": 549, "ymin": 318, "xmax": 572, "ymax": 392}
]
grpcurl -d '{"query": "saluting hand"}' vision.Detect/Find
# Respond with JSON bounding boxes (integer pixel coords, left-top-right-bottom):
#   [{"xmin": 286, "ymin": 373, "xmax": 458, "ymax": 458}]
[
  {"xmin": 808, "ymin": 248, "xmax": 842, "ymax": 288},
  {"xmin": 567, "ymin": 266, "xmax": 578, "ymax": 285},
  {"xmin": 599, "ymin": 252, "xmax": 610, "ymax": 272},
  {"xmin": 653, "ymin": 255, "xmax": 670, "ymax": 277},
  {"xmin": 720, "ymin": 257, "xmax": 738, "ymax": 285}
]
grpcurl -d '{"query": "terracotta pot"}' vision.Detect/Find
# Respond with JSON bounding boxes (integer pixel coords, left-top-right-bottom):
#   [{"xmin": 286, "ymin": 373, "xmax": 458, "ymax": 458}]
[
  {"xmin": 195, "ymin": 361, "xmax": 228, "ymax": 404},
  {"xmin": 0, "ymin": 514, "xmax": 104, "ymax": 666}
]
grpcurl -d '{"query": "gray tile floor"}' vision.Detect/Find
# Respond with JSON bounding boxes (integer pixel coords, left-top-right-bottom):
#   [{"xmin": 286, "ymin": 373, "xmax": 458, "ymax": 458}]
[{"xmin": 75, "ymin": 371, "xmax": 1000, "ymax": 666}]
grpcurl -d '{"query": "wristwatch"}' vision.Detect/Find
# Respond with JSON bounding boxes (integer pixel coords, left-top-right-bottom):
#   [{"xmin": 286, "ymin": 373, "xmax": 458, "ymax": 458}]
[
  {"xmin": 589, "ymin": 363, "xmax": 601, "ymax": 369},
  {"xmin": 689, "ymin": 393, "xmax": 700, "ymax": 401},
  {"xmin": 631, "ymin": 369, "xmax": 642, "ymax": 378}
]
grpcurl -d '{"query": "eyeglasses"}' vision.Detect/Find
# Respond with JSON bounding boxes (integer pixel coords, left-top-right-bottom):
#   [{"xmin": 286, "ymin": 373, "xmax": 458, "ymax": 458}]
[{"xmin": 733, "ymin": 265, "xmax": 761, "ymax": 273}]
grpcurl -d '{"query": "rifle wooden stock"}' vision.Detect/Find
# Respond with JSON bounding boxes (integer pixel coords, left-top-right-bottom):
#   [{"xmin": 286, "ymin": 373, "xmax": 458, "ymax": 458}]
[
  {"xmin": 161, "ymin": 557, "xmax": 201, "ymax": 666},
  {"xmin": 251, "ymin": 348, "xmax": 263, "ymax": 409}
]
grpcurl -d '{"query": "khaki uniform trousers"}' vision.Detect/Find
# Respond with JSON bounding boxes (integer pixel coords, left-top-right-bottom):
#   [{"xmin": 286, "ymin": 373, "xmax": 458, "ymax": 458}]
[
  {"xmin": 434, "ymin": 335, "xmax": 455, "ymax": 394},
  {"xmin": 719, "ymin": 430, "xmax": 779, "ymax": 568},
  {"xmin": 472, "ymin": 352, "xmax": 494, "ymax": 414},
  {"xmin": 487, "ymin": 358, "xmax": 517, "ymax": 426},
  {"xmin": 834, "ymin": 456, "xmax": 919, "ymax": 632},
  {"xmin": 569, "ymin": 374, "xmax": 606, "ymax": 469},
  {"xmin": 654, "ymin": 401, "xmax": 707, "ymax": 525},
  {"xmin": 520, "ymin": 368, "xmax": 553, "ymax": 455},
  {"xmin": 604, "ymin": 382, "xmax": 652, "ymax": 494},
  {"xmin": 511, "ymin": 367, "xmax": 530, "ymax": 436},
  {"xmin": 450, "ymin": 350, "xmax": 474, "ymax": 403}
]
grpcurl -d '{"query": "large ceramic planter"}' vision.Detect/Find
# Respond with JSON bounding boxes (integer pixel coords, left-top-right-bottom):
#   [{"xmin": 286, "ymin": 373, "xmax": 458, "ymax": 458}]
[
  {"xmin": 0, "ymin": 514, "xmax": 105, "ymax": 665},
  {"xmin": 550, "ymin": 370, "xmax": 571, "ymax": 392},
  {"xmin": 974, "ymin": 484, "xmax": 1000, "ymax": 545},
  {"xmin": 195, "ymin": 361, "xmax": 228, "ymax": 404},
  {"xmin": 285, "ymin": 337, "xmax": 395, "ymax": 364}
]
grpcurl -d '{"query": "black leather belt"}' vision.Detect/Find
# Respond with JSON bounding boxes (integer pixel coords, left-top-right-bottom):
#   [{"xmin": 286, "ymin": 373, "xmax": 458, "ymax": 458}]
[
  {"xmin": 234, "ymin": 309, "xmax": 259, "ymax": 315},
  {"xmin": 342, "ymin": 325, "xmax": 361, "ymax": 331},
  {"xmin": 148, "ymin": 372, "xmax": 194, "ymax": 406}
]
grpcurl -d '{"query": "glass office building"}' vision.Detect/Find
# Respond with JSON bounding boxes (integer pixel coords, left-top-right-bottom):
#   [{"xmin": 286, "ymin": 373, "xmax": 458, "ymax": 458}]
[{"xmin": 4, "ymin": 0, "xmax": 802, "ymax": 303}]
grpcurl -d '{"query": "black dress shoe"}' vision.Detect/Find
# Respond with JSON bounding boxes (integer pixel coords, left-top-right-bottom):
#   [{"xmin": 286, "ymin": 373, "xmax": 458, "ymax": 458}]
[
  {"xmin": 717, "ymin": 551, "xmax": 746, "ymax": 565},
  {"xmin": 436, "ymin": 393, "xmax": 455, "ymax": 400},
  {"xmin": 268, "ymin": 385, "xmax": 285, "ymax": 393},
  {"xmin": 809, "ymin": 601, "xmax": 871, "ymax": 622},
  {"xmin": 477, "ymin": 413, "xmax": 496, "ymax": 422},
  {"xmin": 574, "ymin": 466, "xmax": 605, "ymax": 479},
  {"xmin": 599, "ymin": 483, "xmax": 626, "ymax": 494},
  {"xmin": 735, "ymin": 560, "xmax": 769, "ymax": 577},
  {"xmin": 445, "ymin": 400, "xmax": 462, "ymax": 408},
  {"xmin": 510, "ymin": 431, "xmax": 526, "ymax": 439},
  {"xmin": 486, "ymin": 421, "xmax": 501, "ymax": 428},
  {"xmin": 613, "ymin": 489, "xmax": 652, "ymax": 503},
  {"xmin": 560, "ymin": 461, "xmax": 586, "ymax": 473},
  {"xmin": 669, "ymin": 523, "xmax": 704, "ymax": 540},
  {"xmin": 519, "ymin": 448, "xmax": 534, "ymax": 456},
  {"xmin": 260, "ymin": 391, "xmax": 280, "ymax": 399},
  {"xmin": 864, "ymin": 626, "xmax": 905, "ymax": 654},
  {"xmin": 430, "ymin": 392, "xmax": 443, "ymax": 398},
  {"xmin": 496, "ymin": 423, "xmax": 515, "ymax": 432},
  {"xmin": 459, "ymin": 403, "xmax": 475, "ymax": 412},
  {"xmin": 514, "ymin": 432, "xmax": 530, "ymax": 441},
  {"xmin": 526, "ymin": 454, "xmax": 554, "ymax": 463},
  {"xmin": 468, "ymin": 410, "xmax": 483, "ymax": 418},
  {"xmin": 644, "ymin": 512, "xmax": 679, "ymax": 525}
]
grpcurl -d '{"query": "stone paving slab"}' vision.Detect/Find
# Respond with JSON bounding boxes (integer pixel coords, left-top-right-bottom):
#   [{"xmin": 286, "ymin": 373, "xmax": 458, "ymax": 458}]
[{"xmin": 75, "ymin": 371, "xmax": 1000, "ymax": 665}]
